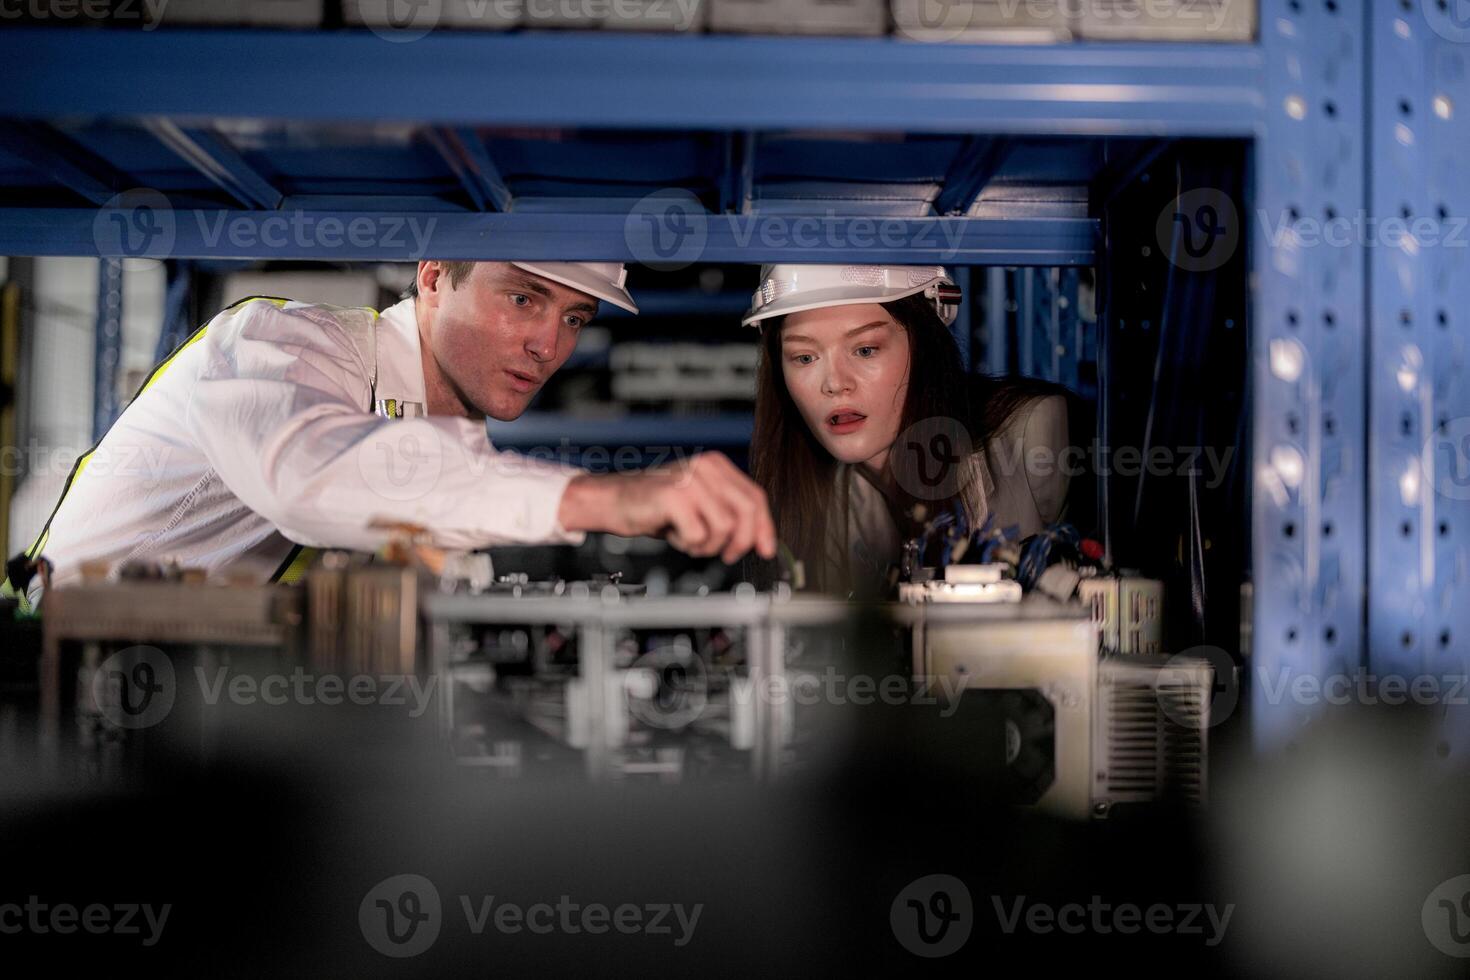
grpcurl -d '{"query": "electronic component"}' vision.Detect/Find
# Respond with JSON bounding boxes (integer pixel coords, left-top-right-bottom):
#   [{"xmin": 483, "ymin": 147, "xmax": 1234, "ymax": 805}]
[{"xmin": 1078, "ymin": 572, "xmax": 1165, "ymax": 657}]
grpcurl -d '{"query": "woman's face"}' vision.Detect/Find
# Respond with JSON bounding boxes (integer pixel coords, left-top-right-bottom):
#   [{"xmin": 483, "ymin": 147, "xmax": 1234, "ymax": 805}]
[{"xmin": 779, "ymin": 302, "xmax": 912, "ymax": 470}]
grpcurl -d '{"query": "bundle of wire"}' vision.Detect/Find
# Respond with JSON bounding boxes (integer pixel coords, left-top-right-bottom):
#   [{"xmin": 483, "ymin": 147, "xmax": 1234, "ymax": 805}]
[
  {"xmin": 914, "ymin": 506, "xmax": 1021, "ymax": 574},
  {"xmin": 1016, "ymin": 523, "xmax": 1081, "ymax": 591}
]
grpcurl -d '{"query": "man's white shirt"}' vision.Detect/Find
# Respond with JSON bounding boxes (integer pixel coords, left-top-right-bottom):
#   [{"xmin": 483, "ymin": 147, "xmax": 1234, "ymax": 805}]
[{"xmin": 28, "ymin": 296, "xmax": 584, "ymax": 601}]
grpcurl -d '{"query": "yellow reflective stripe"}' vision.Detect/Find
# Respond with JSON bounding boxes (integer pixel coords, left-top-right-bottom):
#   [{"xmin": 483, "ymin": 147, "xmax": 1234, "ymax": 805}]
[
  {"xmin": 13, "ymin": 295, "xmax": 292, "ymax": 569},
  {"xmin": 276, "ymin": 546, "xmax": 319, "ymax": 584},
  {"xmin": 138, "ymin": 327, "xmax": 208, "ymax": 398}
]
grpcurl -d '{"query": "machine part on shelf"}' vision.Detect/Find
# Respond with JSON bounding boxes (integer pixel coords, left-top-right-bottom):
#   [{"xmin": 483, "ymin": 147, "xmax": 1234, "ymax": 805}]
[
  {"xmin": 909, "ymin": 595, "xmax": 1097, "ymax": 819},
  {"xmin": 943, "ymin": 563, "xmax": 1006, "ymax": 584},
  {"xmin": 1035, "ymin": 564, "xmax": 1083, "ymax": 604},
  {"xmin": 1092, "ymin": 655, "xmax": 1211, "ymax": 813},
  {"xmin": 424, "ymin": 590, "xmax": 840, "ymax": 783},
  {"xmin": 898, "ymin": 578, "xmax": 1023, "ymax": 605},
  {"xmin": 439, "ymin": 552, "xmax": 495, "ymax": 594},
  {"xmin": 39, "ymin": 579, "xmax": 305, "ymax": 762},
  {"xmin": 1078, "ymin": 573, "xmax": 1164, "ymax": 657},
  {"xmin": 617, "ymin": 747, "xmax": 686, "ymax": 783},
  {"xmin": 306, "ymin": 562, "xmax": 424, "ymax": 677}
]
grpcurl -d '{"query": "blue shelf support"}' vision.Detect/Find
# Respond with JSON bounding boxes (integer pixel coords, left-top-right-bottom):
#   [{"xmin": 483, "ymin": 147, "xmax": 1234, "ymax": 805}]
[
  {"xmin": 720, "ymin": 131, "xmax": 756, "ymax": 216},
  {"xmin": 143, "ymin": 120, "xmax": 284, "ymax": 211},
  {"xmin": 0, "ymin": 121, "xmax": 129, "ymax": 207},
  {"xmin": 423, "ymin": 127, "xmax": 514, "ymax": 212},
  {"xmin": 1366, "ymin": 1, "xmax": 1470, "ymax": 766},
  {"xmin": 1250, "ymin": 0, "xmax": 1369, "ymax": 750},
  {"xmin": 934, "ymin": 137, "xmax": 1012, "ymax": 217},
  {"xmin": 93, "ymin": 258, "xmax": 123, "ymax": 443}
]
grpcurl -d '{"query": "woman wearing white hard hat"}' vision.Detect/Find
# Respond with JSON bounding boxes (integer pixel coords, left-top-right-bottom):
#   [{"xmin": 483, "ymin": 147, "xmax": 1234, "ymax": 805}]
[{"xmin": 745, "ymin": 264, "xmax": 1074, "ymax": 594}]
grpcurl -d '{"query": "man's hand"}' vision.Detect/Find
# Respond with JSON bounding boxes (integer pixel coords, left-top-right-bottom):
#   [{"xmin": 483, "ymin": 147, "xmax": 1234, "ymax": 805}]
[{"xmin": 556, "ymin": 452, "xmax": 777, "ymax": 564}]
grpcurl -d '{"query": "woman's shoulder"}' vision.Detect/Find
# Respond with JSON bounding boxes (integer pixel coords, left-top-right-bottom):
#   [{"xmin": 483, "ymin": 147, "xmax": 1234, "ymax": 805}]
[{"xmin": 967, "ymin": 377, "xmax": 1073, "ymax": 531}]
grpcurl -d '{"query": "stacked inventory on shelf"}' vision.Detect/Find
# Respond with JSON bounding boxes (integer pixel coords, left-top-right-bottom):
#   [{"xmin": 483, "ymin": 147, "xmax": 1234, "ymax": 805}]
[{"xmin": 39, "ymin": 0, "xmax": 1259, "ymax": 40}]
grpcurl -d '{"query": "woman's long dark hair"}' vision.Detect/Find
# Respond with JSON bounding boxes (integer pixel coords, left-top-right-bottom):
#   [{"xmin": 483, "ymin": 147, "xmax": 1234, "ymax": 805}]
[{"xmin": 751, "ymin": 293, "xmax": 1066, "ymax": 591}]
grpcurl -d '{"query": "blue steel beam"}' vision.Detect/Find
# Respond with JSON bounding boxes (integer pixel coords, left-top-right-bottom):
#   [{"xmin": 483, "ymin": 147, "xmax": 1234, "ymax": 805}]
[
  {"xmin": 0, "ymin": 122, "xmax": 130, "ymax": 206},
  {"xmin": 0, "ymin": 28, "xmax": 1265, "ymax": 136},
  {"xmin": 720, "ymin": 132, "xmax": 756, "ymax": 216},
  {"xmin": 1090, "ymin": 139, "xmax": 1171, "ymax": 210},
  {"xmin": 934, "ymin": 137, "xmax": 1012, "ymax": 217},
  {"xmin": 0, "ymin": 207, "xmax": 1098, "ymax": 266},
  {"xmin": 422, "ymin": 128, "xmax": 514, "ymax": 212},
  {"xmin": 143, "ymin": 120, "xmax": 283, "ymax": 211}
]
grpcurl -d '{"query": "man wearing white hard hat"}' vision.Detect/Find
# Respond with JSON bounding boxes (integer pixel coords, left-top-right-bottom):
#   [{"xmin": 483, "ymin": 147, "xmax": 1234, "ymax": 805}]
[
  {"xmin": 8, "ymin": 260, "xmax": 775, "ymax": 603},
  {"xmin": 746, "ymin": 263, "xmax": 1072, "ymax": 595}
]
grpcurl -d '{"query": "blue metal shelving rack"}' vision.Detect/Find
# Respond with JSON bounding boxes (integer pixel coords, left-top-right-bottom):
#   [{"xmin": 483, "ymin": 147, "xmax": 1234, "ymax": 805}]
[{"xmin": 0, "ymin": 4, "xmax": 1464, "ymax": 756}]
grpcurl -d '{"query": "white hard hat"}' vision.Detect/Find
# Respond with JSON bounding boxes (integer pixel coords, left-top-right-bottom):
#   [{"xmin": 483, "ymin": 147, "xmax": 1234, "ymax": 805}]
[
  {"xmin": 512, "ymin": 262, "xmax": 639, "ymax": 314},
  {"xmin": 742, "ymin": 264, "xmax": 960, "ymax": 329}
]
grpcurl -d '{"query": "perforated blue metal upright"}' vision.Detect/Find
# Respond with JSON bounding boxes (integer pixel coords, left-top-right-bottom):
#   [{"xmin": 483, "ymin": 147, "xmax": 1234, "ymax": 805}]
[
  {"xmin": 1250, "ymin": 0, "xmax": 1368, "ymax": 748},
  {"xmin": 1366, "ymin": 1, "xmax": 1470, "ymax": 762}
]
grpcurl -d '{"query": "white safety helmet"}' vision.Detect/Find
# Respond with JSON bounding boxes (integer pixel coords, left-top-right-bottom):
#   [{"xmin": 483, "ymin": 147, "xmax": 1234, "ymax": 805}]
[
  {"xmin": 512, "ymin": 261, "xmax": 639, "ymax": 314},
  {"xmin": 741, "ymin": 264, "xmax": 960, "ymax": 329}
]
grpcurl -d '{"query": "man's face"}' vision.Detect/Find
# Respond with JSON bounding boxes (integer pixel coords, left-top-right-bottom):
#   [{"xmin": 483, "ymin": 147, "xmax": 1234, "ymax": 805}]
[{"xmin": 420, "ymin": 262, "xmax": 598, "ymax": 421}]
